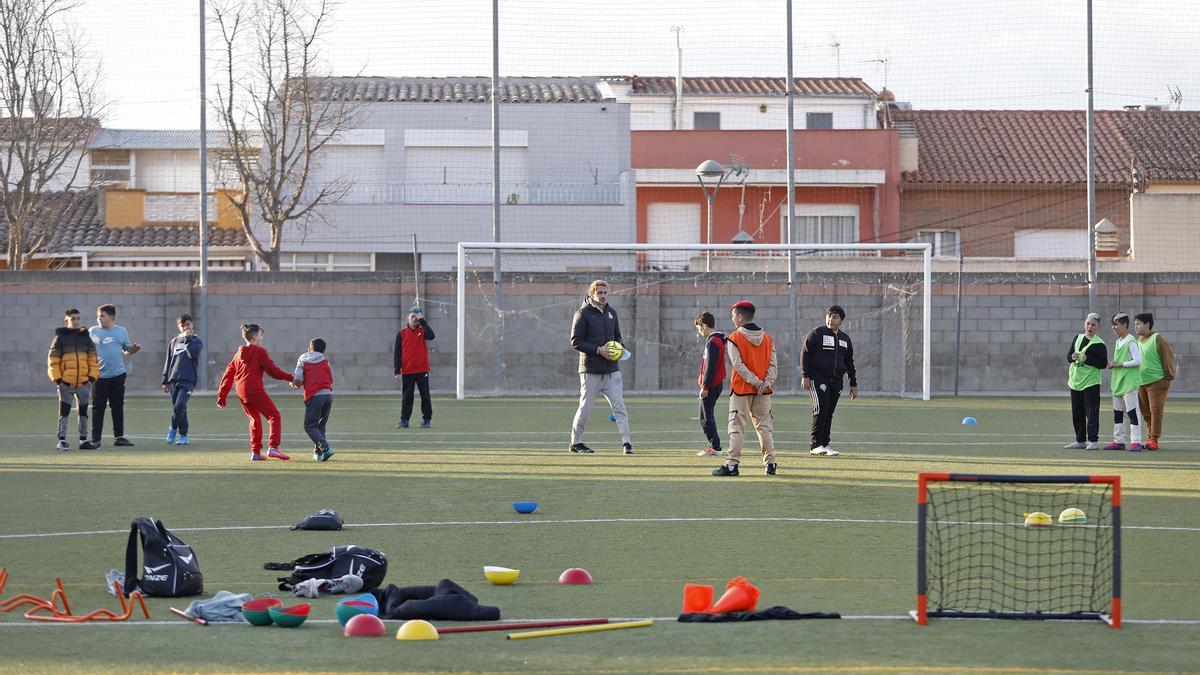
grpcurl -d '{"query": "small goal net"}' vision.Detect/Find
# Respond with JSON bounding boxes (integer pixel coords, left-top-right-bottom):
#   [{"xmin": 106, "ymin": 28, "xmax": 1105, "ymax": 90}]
[
  {"xmin": 914, "ymin": 473, "xmax": 1121, "ymax": 628},
  {"xmin": 454, "ymin": 242, "xmax": 932, "ymax": 400}
]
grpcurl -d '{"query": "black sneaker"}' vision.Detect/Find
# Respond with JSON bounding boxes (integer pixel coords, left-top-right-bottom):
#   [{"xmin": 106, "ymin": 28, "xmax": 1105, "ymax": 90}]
[
  {"xmin": 712, "ymin": 464, "xmax": 739, "ymax": 477},
  {"xmin": 396, "ymin": 420, "xmax": 409, "ymax": 429},
  {"xmin": 765, "ymin": 463, "xmax": 777, "ymax": 475},
  {"xmin": 56, "ymin": 439, "xmax": 69, "ymax": 452},
  {"xmin": 622, "ymin": 443, "xmax": 633, "ymax": 455},
  {"xmin": 114, "ymin": 437, "xmax": 135, "ymax": 447},
  {"xmin": 569, "ymin": 443, "xmax": 594, "ymax": 454},
  {"xmin": 79, "ymin": 440, "xmax": 99, "ymax": 450}
]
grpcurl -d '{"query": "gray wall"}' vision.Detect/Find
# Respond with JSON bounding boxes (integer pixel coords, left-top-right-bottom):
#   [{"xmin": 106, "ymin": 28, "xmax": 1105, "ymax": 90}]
[{"xmin": 2, "ymin": 271, "xmax": 1194, "ymax": 396}]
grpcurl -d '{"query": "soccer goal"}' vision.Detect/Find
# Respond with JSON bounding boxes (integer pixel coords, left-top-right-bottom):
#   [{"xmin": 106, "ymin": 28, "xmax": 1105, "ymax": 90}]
[
  {"xmin": 455, "ymin": 242, "xmax": 932, "ymax": 400},
  {"xmin": 914, "ymin": 473, "xmax": 1121, "ymax": 628}
]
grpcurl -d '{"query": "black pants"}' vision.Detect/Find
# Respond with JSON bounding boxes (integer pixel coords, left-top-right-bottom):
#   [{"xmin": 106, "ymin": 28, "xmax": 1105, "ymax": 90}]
[
  {"xmin": 698, "ymin": 383, "xmax": 723, "ymax": 451},
  {"xmin": 170, "ymin": 382, "xmax": 193, "ymax": 435},
  {"xmin": 303, "ymin": 394, "xmax": 333, "ymax": 451},
  {"xmin": 1070, "ymin": 384, "xmax": 1101, "ymax": 443},
  {"xmin": 92, "ymin": 373, "xmax": 127, "ymax": 441},
  {"xmin": 809, "ymin": 376, "xmax": 842, "ymax": 449},
  {"xmin": 401, "ymin": 372, "xmax": 432, "ymax": 423}
]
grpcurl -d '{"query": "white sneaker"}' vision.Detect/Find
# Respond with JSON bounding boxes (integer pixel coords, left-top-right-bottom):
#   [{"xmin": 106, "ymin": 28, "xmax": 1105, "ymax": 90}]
[
  {"xmin": 321, "ymin": 574, "xmax": 364, "ymax": 595},
  {"xmin": 290, "ymin": 578, "xmax": 323, "ymax": 598},
  {"xmin": 810, "ymin": 446, "xmax": 840, "ymax": 456},
  {"xmin": 1064, "ymin": 441, "xmax": 1087, "ymax": 449}
]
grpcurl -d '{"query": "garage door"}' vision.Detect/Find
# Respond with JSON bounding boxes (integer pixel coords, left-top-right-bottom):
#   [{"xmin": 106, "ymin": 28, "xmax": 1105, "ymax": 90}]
[{"xmin": 1014, "ymin": 229, "xmax": 1088, "ymax": 258}]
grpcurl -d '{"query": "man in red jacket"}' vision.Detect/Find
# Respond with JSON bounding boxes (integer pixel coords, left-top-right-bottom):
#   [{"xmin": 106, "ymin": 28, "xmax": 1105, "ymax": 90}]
[
  {"xmin": 292, "ymin": 338, "xmax": 335, "ymax": 462},
  {"xmin": 394, "ymin": 306, "xmax": 435, "ymax": 429},
  {"xmin": 217, "ymin": 323, "xmax": 294, "ymax": 460}
]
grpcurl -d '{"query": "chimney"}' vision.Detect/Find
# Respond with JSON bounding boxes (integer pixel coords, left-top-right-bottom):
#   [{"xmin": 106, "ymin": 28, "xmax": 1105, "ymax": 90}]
[{"xmin": 895, "ymin": 120, "xmax": 918, "ymax": 173}]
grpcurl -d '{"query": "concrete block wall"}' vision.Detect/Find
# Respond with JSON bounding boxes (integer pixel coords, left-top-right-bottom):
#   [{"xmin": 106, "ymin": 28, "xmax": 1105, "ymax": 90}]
[{"xmin": 2, "ymin": 271, "xmax": 1195, "ymax": 396}]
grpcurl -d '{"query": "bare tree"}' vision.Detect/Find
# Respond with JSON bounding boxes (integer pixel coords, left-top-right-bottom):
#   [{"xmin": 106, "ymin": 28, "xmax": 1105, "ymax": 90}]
[
  {"xmin": 0, "ymin": 0, "xmax": 102, "ymax": 270},
  {"xmin": 211, "ymin": 0, "xmax": 360, "ymax": 271}
]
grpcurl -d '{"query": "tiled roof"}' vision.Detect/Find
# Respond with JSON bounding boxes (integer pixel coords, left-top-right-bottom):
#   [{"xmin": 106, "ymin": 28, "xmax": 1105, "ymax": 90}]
[
  {"xmin": 89, "ymin": 129, "xmax": 244, "ymax": 150},
  {"xmin": 621, "ymin": 76, "xmax": 876, "ymax": 98},
  {"xmin": 0, "ymin": 191, "xmax": 248, "ymax": 253},
  {"xmin": 893, "ymin": 109, "xmax": 1200, "ymax": 186},
  {"xmin": 0, "ymin": 117, "xmax": 100, "ymax": 143},
  {"xmin": 308, "ymin": 77, "xmax": 606, "ymax": 103}
]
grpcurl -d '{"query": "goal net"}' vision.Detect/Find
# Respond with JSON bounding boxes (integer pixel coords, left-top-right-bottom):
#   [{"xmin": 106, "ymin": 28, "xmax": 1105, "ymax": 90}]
[
  {"xmin": 914, "ymin": 473, "xmax": 1121, "ymax": 628},
  {"xmin": 455, "ymin": 242, "xmax": 931, "ymax": 399}
]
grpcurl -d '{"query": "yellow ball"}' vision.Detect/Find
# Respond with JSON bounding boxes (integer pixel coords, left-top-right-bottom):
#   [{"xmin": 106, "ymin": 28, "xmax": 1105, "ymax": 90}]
[
  {"xmin": 1024, "ymin": 511, "xmax": 1053, "ymax": 528},
  {"xmin": 395, "ymin": 619, "xmax": 439, "ymax": 641},
  {"xmin": 1058, "ymin": 508, "xmax": 1087, "ymax": 524},
  {"xmin": 604, "ymin": 340, "xmax": 623, "ymax": 361}
]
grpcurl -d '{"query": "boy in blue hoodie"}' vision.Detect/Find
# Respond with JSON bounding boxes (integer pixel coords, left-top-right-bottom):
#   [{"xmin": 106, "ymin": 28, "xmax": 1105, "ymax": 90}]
[{"xmin": 162, "ymin": 314, "xmax": 203, "ymax": 445}]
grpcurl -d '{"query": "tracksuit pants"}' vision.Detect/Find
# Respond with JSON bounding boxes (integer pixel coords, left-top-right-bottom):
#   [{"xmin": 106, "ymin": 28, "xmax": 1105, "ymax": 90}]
[
  {"xmin": 727, "ymin": 392, "xmax": 774, "ymax": 466},
  {"xmin": 239, "ymin": 391, "xmax": 282, "ymax": 453},
  {"xmin": 169, "ymin": 382, "xmax": 194, "ymax": 435},
  {"xmin": 303, "ymin": 394, "xmax": 333, "ymax": 452},
  {"xmin": 1137, "ymin": 378, "xmax": 1171, "ymax": 442},
  {"xmin": 698, "ymin": 384, "xmax": 723, "ymax": 452},
  {"xmin": 1070, "ymin": 384, "xmax": 1101, "ymax": 443},
  {"xmin": 571, "ymin": 371, "xmax": 630, "ymax": 446},
  {"xmin": 57, "ymin": 382, "xmax": 90, "ymax": 442},
  {"xmin": 92, "ymin": 373, "xmax": 127, "ymax": 441},
  {"xmin": 809, "ymin": 376, "xmax": 842, "ymax": 449},
  {"xmin": 1111, "ymin": 390, "xmax": 1142, "ymax": 445},
  {"xmin": 400, "ymin": 372, "xmax": 433, "ymax": 423}
]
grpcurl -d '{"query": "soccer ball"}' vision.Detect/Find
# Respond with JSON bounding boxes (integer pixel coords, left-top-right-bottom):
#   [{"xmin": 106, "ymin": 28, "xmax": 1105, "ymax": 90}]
[{"xmin": 604, "ymin": 340, "xmax": 623, "ymax": 361}]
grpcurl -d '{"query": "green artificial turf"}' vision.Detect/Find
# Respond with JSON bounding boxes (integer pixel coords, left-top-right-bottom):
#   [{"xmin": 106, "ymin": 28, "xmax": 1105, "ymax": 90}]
[{"xmin": 0, "ymin": 393, "xmax": 1198, "ymax": 673}]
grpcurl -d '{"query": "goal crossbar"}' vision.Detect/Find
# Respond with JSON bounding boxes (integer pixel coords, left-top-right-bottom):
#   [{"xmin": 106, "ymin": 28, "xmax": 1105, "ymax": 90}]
[{"xmin": 455, "ymin": 242, "xmax": 933, "ymax": 400}]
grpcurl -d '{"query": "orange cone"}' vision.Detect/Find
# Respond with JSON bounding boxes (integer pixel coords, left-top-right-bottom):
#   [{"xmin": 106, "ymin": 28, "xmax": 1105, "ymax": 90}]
[
  {"xmin": 710, "ymin": 576, "xmax": 760, "ymax": 614},
  {"xmin": 682, "ymin": 584, "xmax": 714, "ymax": 613}
]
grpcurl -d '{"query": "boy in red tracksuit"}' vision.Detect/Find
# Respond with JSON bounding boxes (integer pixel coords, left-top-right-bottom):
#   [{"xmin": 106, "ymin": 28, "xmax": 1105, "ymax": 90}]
[
  {"xmin": 217, "ymin": 323, "xmax": 294, "ymax": 461},
  {"xmin": 292, "ymin": 337, "xmax": 335, "ymax": 462}
]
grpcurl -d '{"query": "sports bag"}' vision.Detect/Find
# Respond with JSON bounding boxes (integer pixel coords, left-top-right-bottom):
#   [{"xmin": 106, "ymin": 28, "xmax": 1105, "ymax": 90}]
[
  {"xmin": 263, "ymin": 545, "xmax": 388, "ymax": 592},
  {"xmin": 290, "ymin": 508, "xmax": 344, "ymax": 531},
  {"xmin": 123, "ymin": 517, "xmax": 204, "ymax": 597}
]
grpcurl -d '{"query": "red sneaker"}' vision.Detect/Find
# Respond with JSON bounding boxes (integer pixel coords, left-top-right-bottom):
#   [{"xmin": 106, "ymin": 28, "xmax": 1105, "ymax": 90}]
[
  {"xmin": 1103, "ymin": 442, "xmax": 1125, "ymax": 451},
  {"xmin": 1146, "ymin": 439, "xmax": 1160, "ymax": 450},
  {"xmin": 267, "ymin": 448, "xmax": 290, "ymax": 460},
  {"xmin": 250, "ymin": 452, "xmax": 265, "ymax": 461},
  {"xmin": 1128, "ymin": 443, "xmax": 1143, "ymax": 452}
]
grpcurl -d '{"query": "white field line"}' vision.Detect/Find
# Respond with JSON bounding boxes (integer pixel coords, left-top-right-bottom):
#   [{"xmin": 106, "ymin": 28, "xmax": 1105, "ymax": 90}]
[
  {"xmin": 11, "ymin": 430, "xmax": 1200, "ymax": 440},
  {"xmin": 1, "ymin": 615, "xmax": 1198, "ymax": 627},
  {"xmin": 3, "ymin": 515, "xmax": 1198, "ymax": 541}
]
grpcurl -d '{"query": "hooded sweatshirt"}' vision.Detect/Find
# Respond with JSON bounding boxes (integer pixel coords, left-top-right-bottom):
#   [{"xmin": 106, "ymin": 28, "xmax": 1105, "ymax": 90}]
[
  {"xmin": 292, "ymin": 351, "xmax": 334, "ymax": 401},
  {"xmin": 162, "ymin": 334, "xmax": 203, "ymax": 386},
  {"xmin": 727, "ymin": 323, "xmax": 777, "ymax": 395},
  {"xmin": 216, "ymin": 344, "xmax": 293, "ymax": 405}
]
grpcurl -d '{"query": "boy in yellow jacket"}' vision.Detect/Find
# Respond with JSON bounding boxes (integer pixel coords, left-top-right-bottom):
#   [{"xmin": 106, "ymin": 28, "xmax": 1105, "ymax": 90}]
[{"xmin": 48, "ymin": 308, "xmax": 100, "ymax": 451}]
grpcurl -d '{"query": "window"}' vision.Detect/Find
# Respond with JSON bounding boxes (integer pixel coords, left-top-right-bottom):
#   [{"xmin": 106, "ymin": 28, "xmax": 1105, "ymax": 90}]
[
  {"xmin": 90, "ymin": 149, "xmax": 131, "ymax": 185},
  {"xmin": 279, "ymin": 252, "xmax": 373, "ymax": 271},
  {"xmin": 782, "ymin": 205, "xmax": 859, "ymax": 255},
  {"xmin": 806, "ymin": 112, "xmax": 833, "ymax": 129},
  {"xmin": 1013, "ymin": 229, "xmax": 1088, "ymax": 259},
  {"xmin": 693, "ymin": 112, "xmax": 720, "ymax": 130},
  {"xmin": 912, "ymin": 230, "xmax": 960, "ymax": 257}
]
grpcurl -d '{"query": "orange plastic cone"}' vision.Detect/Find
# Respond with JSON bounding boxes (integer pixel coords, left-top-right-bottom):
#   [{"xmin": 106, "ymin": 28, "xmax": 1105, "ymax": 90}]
[
  {"xmin": 682, "ymin": 584, "xmax": 714, "ymax": 613},
  {"xmin": 710, "ymin": 576, "xmax": 760, "ymax": 614}
]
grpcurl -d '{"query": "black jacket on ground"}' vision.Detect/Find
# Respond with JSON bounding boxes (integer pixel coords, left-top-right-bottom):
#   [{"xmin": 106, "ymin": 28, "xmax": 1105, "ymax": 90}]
[
  {"xmin": 570, "ymin": 298, "xmax": 622, "ymax": 374},
  {"xmin": 371, "ymin": 578, "xmax": 500, "ymax": 621},
  {"xmin": 801, "ymin": 326, "xmax": 857, "ymax": 387}
]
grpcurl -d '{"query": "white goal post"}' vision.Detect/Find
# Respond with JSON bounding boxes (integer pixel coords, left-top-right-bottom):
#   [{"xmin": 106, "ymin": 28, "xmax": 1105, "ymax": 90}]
[{"xmin": 455, "ymin": 242, "xmax": 932, "ymax": 400}]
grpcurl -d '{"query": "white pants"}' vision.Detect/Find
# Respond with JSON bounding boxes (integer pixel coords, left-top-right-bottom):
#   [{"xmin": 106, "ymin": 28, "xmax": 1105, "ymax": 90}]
[
  {"xmin": 1112, "ymin": 390, "xmax": 1142, "ymax": 445},
  {"xmin": 570, "ymin": 372, "xmax": 630, "ymax": 446}
]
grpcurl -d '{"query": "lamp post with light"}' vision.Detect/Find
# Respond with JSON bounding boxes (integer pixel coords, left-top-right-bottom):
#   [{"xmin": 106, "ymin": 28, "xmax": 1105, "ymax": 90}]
[{"xmin": 696, "ymin": 159, "xmax": 728, "ymax": 272}]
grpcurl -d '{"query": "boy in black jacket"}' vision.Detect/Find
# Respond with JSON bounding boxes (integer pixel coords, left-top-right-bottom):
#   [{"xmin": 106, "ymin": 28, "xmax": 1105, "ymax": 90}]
[
  {"xmin": 694, "ymin": 311, "xmax": 726, "ymax": 456},
  {"xmin": 162, "ymin": 314, "xmax": 203, "ymax": 445},
  {"xmin": 801, "ymin": 305, "xmax": 858, "ymax": 457}
]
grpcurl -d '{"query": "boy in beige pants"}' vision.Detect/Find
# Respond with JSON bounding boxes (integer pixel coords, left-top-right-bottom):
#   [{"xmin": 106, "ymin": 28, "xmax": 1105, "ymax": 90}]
[{"xmin": 712, "ymin": 300, "xmax": 778, "ymax": 477}]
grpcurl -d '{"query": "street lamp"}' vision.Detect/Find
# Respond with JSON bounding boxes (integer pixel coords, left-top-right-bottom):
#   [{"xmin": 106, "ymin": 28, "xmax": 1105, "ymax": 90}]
[{"xmin": 696, "ymin": 159, "xmax": 727, "ymax": 272}]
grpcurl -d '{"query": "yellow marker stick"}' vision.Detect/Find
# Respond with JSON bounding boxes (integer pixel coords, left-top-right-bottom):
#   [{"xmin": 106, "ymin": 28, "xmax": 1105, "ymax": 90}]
[{"xmin": 507, "ymin": 619, "xmax": 653, "ymax": 640}]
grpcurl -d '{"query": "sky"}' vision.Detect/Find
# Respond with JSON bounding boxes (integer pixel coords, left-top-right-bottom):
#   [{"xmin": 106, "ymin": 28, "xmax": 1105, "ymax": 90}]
[{"xmin": 73, "ymin": 0, "xmax": 1200, "ymax": 129}]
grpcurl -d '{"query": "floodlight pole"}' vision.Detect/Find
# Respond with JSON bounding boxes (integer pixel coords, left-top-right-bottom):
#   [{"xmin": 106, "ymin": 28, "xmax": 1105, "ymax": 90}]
[
  {"xmin": 1085, "ymin": 0, "xmax": 1098, "ymax": 314},
  {"xmin": 696, "ymin": 160, "xmax": 727, "ymax": 272},
  {"xmin": 785, "ymin": 0, "xmax": 798, "ymax": 392},
  {"xmin": 197, "ymin": 0, "xmax": 210, "ymax": 390},
  {"xmin": 491, "ymin": 0, "xmax": 505, "ymax": 392}
]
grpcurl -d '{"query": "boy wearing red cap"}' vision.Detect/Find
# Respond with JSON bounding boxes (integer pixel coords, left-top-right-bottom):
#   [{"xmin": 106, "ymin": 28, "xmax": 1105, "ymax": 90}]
[
  {"xmin": 216, "ymin": 323, "xmax": 294, "ymax": 461},
  {"xmin": 713, "ymin": 300, "xmax": 777, "ymax": 476}
]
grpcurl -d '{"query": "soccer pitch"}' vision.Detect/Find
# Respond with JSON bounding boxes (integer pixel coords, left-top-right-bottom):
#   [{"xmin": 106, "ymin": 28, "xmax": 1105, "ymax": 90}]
[{"xmin": 0, "ymin": 393, "xmax": 1198, "ymax": 673}]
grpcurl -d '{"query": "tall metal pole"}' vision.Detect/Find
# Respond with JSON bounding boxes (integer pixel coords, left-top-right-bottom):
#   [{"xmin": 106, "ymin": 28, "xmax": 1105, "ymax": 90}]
[
  {"xmin": 197, "ymin": 0, "xmax": 210, "ymax": 389},
  {"xmin": 491, "ymin": 0, "xmax": 504, "ymax": 392},
  {"xmin": 1085, "ymin": 0, "xmax": 1097, "ymax": 314},
  {"xmin": 785, "ymin": 0, "xmax": 799, "ymax": 392},
  {"xmin": 953, "ymin": 252, "xmax": 964, "ymax": 396},
  {"xmin": 705, "ymin": 196, "xmax": 714, "ymax": 272}
]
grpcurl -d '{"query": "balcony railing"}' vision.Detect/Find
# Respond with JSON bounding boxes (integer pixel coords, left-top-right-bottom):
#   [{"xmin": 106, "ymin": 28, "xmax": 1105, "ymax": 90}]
[{"xmin": 307, "ymin": 181, "xmax": 624, "ymax": 205}]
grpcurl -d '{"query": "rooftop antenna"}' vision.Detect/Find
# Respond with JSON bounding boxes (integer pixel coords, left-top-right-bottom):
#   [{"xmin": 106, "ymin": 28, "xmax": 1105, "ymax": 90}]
[
  {"xmin": 1167, "ymin": 84, "xmax": 1183, "ymax": 110},
  {"xmin": 828, "ymin": 34, "xmax": 841, "ymax": 77},
  {"xmin": 866, "ymin": 48, "xmax": 891, "ymax": 89}
]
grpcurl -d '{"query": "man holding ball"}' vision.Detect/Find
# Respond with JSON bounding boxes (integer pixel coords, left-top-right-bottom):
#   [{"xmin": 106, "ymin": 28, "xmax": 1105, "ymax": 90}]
[{"xmin": 568, "ymin": 280, "xmax": 632, "ymax": 454}]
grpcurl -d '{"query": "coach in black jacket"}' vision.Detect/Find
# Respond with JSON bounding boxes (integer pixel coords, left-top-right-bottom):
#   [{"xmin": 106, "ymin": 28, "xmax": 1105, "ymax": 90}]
[
  {"xmin": 568, "ymin": 280, "xmax": 632, "ymax": 454},
  {"xmin": 802, "ymin": 305, "xmax": 858, "ymax": 457}
]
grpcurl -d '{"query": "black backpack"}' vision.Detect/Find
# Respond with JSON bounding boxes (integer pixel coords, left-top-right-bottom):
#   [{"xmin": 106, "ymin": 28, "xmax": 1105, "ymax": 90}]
[
  {"xmin": 291, "ymin": 508, "xmax": 344, "ymax": 531},
  {"xmin": 264, "ymin": 545, "xmax": 388, "ymax": 592},
  {"xmin": 123, "ymin": 517, "xmax": 204, "ymax": 597}
]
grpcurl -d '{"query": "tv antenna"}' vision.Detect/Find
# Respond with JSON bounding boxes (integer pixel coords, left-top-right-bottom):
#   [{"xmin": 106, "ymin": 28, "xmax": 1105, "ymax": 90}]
[{"xmin": 828, "ymin": 34, "xmax": 841, "ymax": 76}]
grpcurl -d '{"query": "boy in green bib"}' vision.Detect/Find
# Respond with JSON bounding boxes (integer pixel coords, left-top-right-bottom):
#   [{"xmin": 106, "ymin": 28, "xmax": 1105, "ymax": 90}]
[
  {"xmin": 1065, "ymin": 313, "xmax": 1107, "ymax": 450},
  {"xmin": 1134, "ymin": 313, "xmax": 1177, "ymax": 450},
  {"xmin": 1105, "ymin": 313, "xmax": 1142, "ymax": 451}
]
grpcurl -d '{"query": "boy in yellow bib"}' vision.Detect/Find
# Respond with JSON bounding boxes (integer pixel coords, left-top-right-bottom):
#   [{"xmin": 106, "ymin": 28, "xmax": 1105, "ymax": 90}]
[
  {"xmin": 1065, "ymin": 313, "xmax": 1107, "ymax": 451},
  {"xmin": 1104, "ymin": 313, "xmax": 1142, "ymax": 451}
]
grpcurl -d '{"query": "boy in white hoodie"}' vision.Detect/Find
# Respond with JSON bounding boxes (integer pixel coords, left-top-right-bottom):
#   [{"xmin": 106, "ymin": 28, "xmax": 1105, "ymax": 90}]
[{"xmin": 292, "ymin": 338, "xmax": 335, "ymax": 462}]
